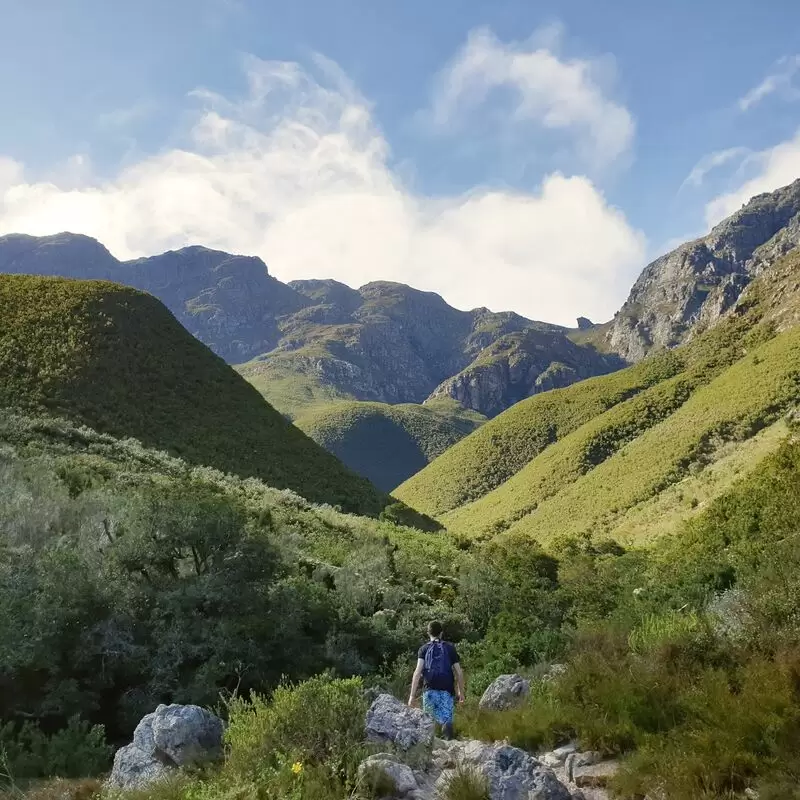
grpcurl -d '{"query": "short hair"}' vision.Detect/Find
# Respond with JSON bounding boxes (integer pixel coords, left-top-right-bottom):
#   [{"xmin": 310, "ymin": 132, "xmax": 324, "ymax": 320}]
[{"xmin": 427, "ymin": 620, "xmax": 443, "ymax": 638}]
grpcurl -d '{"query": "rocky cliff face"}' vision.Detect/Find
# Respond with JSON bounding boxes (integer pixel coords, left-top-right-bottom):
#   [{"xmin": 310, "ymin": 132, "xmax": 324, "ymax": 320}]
[
  {"xmin": 0, "ymin": 234, "xmax": 618, "ymax": 417},
  {"xmin": 427, "ymin": 330, "xmax": 623, "ymax": 418},
  {"xmin": 608, "ymin": 179, "xmax": 800, "ymax": 361}
]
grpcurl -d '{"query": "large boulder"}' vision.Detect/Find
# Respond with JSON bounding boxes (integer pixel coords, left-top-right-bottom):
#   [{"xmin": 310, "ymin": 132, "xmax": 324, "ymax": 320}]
[
  {"xmin": 479, "ymin": 674, "xmax": 531, "ymax": 711},
  {"xmin": 107, "ymin": 704, "xmax": 224, "ymax": 790},
  {"xmin": 365, "ymin": 694, "xmax": 434, "ymax": 751},
  {"xmin": 433, "ymin": 739, "xmax": 571, "ymax": 800},
  {"xmin": 151, "ymin": 704, "xmax": 225, "ymax": 766}
]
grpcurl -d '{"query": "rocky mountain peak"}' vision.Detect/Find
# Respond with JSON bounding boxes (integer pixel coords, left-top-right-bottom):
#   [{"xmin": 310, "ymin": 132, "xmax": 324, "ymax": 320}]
[{"xmin": 607, "ymin": 178, "xmax": 800, "ymax": 361}]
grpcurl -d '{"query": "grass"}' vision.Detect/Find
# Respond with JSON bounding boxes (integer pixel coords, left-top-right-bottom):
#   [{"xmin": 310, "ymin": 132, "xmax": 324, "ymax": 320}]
[
  {"xmin": 0, "ymin": 275, "xmax": 387, "ymax": 514},
  {"xmin": 397, "ymin": 248, "xmax": 800, "ymax": 529},
  {"xmin": 489, "ymin": 326, "xmax": 800, "ymax": 544},
  {"xmin": 294, "ymin": 399, "xmax": 486, "ymax": 491},
  {"xmin": 610, "ymin": 419, "xmax": 789, "ymax": 545},
  {"xmin": 394, "ymin": 351, "xmax": 684, "ymax": 517}
]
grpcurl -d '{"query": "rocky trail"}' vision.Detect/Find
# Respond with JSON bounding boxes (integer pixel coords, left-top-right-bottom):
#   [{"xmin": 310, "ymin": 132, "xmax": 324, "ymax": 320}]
[{"xmin": 108, "ymin": 674, "xmax": 623, "ymax": 800}]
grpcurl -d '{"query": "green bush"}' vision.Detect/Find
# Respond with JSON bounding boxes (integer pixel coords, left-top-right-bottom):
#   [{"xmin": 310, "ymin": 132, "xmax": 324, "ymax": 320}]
[
  {"xmin": 224, "ymin": 675, "xmax": 367, "ymax": 781},
  {"xmin": 0, "ymin": 717, "xmax": 111, "ymax": 787}
]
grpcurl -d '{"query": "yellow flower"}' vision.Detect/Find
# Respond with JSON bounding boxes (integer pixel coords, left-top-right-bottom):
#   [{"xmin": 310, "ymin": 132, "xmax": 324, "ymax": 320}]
[{"xmin": 291, "ymin": 761, "xmax": 303, "ymax": 776}]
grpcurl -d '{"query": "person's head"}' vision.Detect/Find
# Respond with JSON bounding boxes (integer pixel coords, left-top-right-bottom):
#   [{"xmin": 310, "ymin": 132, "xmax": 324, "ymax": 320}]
[{"xmin": 427, "ymin": 620, "xmax": 443, "ymax": 640}]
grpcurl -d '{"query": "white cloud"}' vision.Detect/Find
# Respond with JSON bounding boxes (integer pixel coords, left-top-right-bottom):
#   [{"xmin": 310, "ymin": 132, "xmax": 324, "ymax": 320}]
[
  {"xmin": 738, "ymin": 55, "xmax": 800, "ymax": 112},
  {"xmin": 0, "ymin": 55, "xmax": 645, "ymax": 326},
  {"xmin": 428, "ymin": 25, "xmax": 635, "ymax": 170},
  {"xmin": 705, "ymin": 129, "xmax": 800, "ymax": 226},
  {"xmin": 681, "ymin": 147, "xmax": 750, "ymax": 189}
]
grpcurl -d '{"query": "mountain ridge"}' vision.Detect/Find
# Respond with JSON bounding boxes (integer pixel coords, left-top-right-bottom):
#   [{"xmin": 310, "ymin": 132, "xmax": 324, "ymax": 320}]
[{"xmin": 0, "ymin": 232, "xmax": 617, "ymax": 419}]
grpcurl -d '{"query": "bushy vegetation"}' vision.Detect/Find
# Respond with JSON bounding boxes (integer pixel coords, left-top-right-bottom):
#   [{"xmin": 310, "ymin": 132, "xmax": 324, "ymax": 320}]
[
  {"xmin": 295, "ymin": 399, "xmax": 485, "ymax": 490},
  {"xmin": 0, "ymin": 275, "xmax": 385, "ymax": 514},
  {"xmin": 0, "ymin": 408, "xmax": 462, "ymax": 765},
  {"xmin": 448, "ymin": 323, "xmax": 800, "ymax": 540},
  {"xmin": 5, "ymin": 407, "xmax": 800, "ymax": 798},
  {"xmin": 454, "ymin": 432, "xmax": 800, "ymax": 798}
]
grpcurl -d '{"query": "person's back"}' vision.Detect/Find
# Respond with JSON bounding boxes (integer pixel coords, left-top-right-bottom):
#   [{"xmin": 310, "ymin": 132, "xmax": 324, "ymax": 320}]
[{"xmin": 408, "ymin": 621, "xmax": 465, "ymax": 739}]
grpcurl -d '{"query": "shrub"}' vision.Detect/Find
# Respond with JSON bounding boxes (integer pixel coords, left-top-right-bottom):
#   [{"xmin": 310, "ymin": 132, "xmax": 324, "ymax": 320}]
[
  {"xmin": 224, "ymin": 675, "xmax": 367, "ymax": 782},
  {"xmin": 0, "ymin": 718, "xmax": 111, "ymax": 787}
]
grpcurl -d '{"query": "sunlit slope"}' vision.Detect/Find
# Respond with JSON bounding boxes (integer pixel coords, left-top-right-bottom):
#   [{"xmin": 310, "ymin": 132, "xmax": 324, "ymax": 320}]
[{"xmin": 445, "ymin": 327, "xmax": 800, "ymax": 541}]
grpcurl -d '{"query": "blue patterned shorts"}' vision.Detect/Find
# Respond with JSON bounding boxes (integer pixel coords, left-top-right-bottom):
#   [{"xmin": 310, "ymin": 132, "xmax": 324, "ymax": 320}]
[{"xmin": 422, "ymin": 689, "xmax": 454, "ymax": 725}]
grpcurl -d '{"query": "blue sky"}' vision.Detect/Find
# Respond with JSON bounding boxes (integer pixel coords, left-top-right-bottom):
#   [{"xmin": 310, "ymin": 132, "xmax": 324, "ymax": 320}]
[{"xmin": 0, "ymin": 0, "xmax": 799, "ymax": 324}]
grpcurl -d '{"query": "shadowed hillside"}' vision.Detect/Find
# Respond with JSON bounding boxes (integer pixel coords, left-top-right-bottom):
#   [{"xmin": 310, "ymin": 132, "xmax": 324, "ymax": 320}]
[{"xmin": 294, "ymin": 399, "xmax": 486, "ymax": 490}]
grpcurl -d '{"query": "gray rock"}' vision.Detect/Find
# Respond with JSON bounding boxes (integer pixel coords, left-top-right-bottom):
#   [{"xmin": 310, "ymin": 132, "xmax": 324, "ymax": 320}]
[
  {"xmin": 607, "ymin": 179, "xmax": 800, "ymax": 361},
  {"xmin": 365, "ymin": 694, "xmax": 434, "ymax": 751},
  {"xmin": 572, "ymin": 760, "xmax": 619, "ymax": 789},
  {"xmin": 564, "ymin": 752, "xmax": 603, "ymax": 783},
  {"xmin": 151, "ymin": 704, "xmax": 225, "ymax": 766},
  {"xmin": 434, "ymin": 739, "xmax": 571, "ymax": 800},
  {"xmin": 479, "ymin": 674, "xmax": 531, "ymax": 711},
  {"xmin": 358, "ymin": 754, "xmax": 419, "ymax": 797},
  {"xmin": 106, "ymin": 704, "xmax": 224, "ymax": 790},
  {"xmin": 107, "ymin": 743, "xmax": 172, "ymax": 790},
  {"xmin": 541, "ymin": 742, "xmax": 578, "ymax": 767}
]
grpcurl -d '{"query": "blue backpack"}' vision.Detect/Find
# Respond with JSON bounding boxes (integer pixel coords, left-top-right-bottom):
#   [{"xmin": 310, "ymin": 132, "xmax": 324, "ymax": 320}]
[{"xmin": 423, "ymin": 640, "xmax": 451, "ymax": 684}]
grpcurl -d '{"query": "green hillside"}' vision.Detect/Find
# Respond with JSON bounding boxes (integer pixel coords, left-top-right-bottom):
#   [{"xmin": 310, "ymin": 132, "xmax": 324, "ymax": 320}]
[
  {"xmin": 294, "ymin": 398, "xmax": 486, "ymax": 490},
  {"xmin": 396, "ymin": 248, "xmax": 800, "ymax": 536},
  {"xmin": 237, "ymin": 353, "xmax": 358, "ymax": 420},
  {"xmin": 445, "ymin": 325, "xmax": 800, "ymax": 540},
  {"xmin": 0, "ymin": 274, "xmax": 387, "ymax": 514}
]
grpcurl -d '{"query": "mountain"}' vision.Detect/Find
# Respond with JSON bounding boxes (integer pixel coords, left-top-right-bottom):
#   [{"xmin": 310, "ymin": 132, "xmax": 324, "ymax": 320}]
[
  {"xmin": 606, "ymin": 178, "xmax": 800, "ymax": 361},
  {"xmin": 0, "ymin": 273, "xmax": 388, "ymax": 514},
  {"xmin": 294, "ymin": 398, "xmax": 486, "ymax": 491},
  {"xmin": 0, "ymin": 234, "xmax": 622, "ymax": 419},
  {"xmin": 395, "ymin": 246, "xmax": 800, "ymax": 542}
]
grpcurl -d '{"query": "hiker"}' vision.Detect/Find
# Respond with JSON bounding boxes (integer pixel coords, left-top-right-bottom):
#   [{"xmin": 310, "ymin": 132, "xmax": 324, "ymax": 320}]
[{"xmin": 407, "ymin": 620, "xmax": 465, "ymax": 740}]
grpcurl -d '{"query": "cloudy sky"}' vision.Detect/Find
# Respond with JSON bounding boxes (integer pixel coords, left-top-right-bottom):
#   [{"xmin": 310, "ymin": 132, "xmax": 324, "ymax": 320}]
[{"xmin": 0, "ymin": 0, "xmax": 799, "ymax": 325}]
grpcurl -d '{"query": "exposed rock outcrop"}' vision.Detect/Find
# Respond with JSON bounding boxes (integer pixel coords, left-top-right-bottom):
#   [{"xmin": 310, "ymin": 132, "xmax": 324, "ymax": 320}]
[
  {"xmin": 608, "ymin": 179, "xmax": 800, "ymax": 361},
  {"xmin": 107, "ymin": 704, "xmax": 224, "ymax": 790},
  {"xmin": 426, "ymin": 330, "xmax": 623, "ymax": 418},
  {"xmin": 361, "ymin": 694, "xmax": 571, "ymax": 800}
]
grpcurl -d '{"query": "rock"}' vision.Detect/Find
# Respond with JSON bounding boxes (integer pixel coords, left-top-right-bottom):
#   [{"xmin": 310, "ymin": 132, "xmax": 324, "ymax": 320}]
[
  {"xmin": 150, "ymin": 704, "xmax": 225, "ymax": 766},
  {"xmin": 365, "ymin": 694, "xmax": 434, "ymax": 751},
  {"xmin": 358, "ymin": 754, "xmax": 419, "ymax": 797},
  {"xmin": 479, "ymin": 674, "xmax": 531, "ymax": 711},
  {"xmin": 433, "ymin": 739, "xmax": 571, "ymax": 800},
  {"xmin": 577, "ymin": 317, "xmax": 594, "ymax": 330},
  {"xmin": 107, "ymin": 704, "xmax": 224, "ymax": 790},
  {"xmin": 564, "ymin": 752, "xmax": 603, "ymax": 783},
  {"xmin": 572, "ymin": 760, "xmax": 619, "ymax": 790},
  {"xmin": 541, "ymin": 742, "xmax": 578, "ymax": 767},
  {"xmin": 607, "ymin": 179, "xmax": 800, "ymax": 361},
  {"xmin": 107, "ymin": 744, "xmax": 172, "ymax": 790}
]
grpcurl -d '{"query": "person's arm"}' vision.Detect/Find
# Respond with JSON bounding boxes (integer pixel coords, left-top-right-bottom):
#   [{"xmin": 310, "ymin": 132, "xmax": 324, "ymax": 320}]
[
  {"xmin": 453, "ymin": 662, "xmax": 465, "ymax": 703},
  {"xmin": 408, "ymin": 658, "xmax": 425, "ymax": 706}
]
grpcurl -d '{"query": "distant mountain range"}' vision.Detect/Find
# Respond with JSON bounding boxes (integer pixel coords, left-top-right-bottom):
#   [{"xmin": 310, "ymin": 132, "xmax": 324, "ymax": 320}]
[
  {"xmin": 1, "ymin": 177, "xmax": 800, "ymax": 491},
  {"xmin": 0, "ymin": 233, "xmax": 621, "ymax": 420}
]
